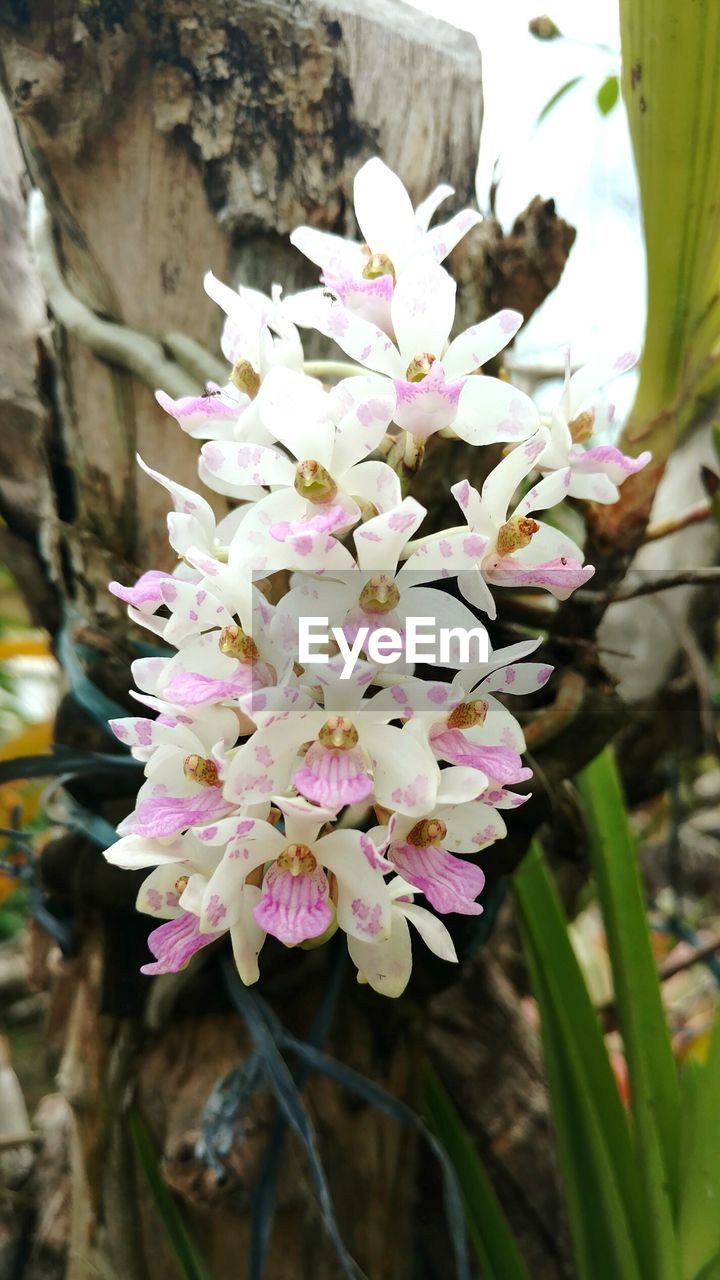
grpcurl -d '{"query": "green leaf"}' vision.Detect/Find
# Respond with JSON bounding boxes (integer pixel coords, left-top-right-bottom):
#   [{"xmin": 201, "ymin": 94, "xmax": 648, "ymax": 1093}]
[
  {"xmin": 694, "ymin": 1255, "xmax": 720, "ymax": 1280},
  {"xmin": 537, "ymin": 75, "xmax": 584, "ymax": 124},
  {"xmin": 577, "ymin": 750, "xmax": 681, "ymax": 1279},
  {"xmin": 513, "ymin": 844, "xmax": 645, "ymax": 1280},
  {"xmin": 422, "ymin": 1064, "xmax": 530, "ymax": 1280},
  {"xmin": 678, "ymin": 1011, "xmax": 720, "ymax": 1277},
  {"xmin": 596, "ymin": 74, "xmax": 620, "ymax": 115},
  {"xmin": 128, "ymin": 1108, "xmax": 214, "ymax": 1280},
  {"xmin": 618, "ymin": 0, "xmax": 720, "ymax": 456},
  {"xmin": 522, "ymin": 924, "xmax": 643, "ymax": 1280}
]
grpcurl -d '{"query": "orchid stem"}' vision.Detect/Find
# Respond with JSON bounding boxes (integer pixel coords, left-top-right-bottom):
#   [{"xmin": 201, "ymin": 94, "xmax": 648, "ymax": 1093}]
[
  {"xmin": 303, "ymin": 359, "xmax": 366, "ymax": 380},
  {"xmin": 402, "ymin": 432, "xmax": 425, "ymax": 474}
]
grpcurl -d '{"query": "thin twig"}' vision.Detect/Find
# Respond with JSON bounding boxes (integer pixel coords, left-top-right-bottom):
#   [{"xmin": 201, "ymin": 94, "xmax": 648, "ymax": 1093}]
[
  {"xmin": 27, "ymin": 189, "xmax": 198, "ymax": 400},
  {"xmin": 578, "ymin": 567, "xmax": 720, "ymax": 605},
  {"xmin": 643, "ymin": 501, "xmax": 713, "ymax": 543}
]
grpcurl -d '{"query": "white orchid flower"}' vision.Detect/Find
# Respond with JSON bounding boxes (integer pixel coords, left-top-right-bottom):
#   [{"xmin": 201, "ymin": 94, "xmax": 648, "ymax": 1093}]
[
  {"xmin": 286, "ymin": 257, "xmax": 539, "ymax": 446},
  {"xmin": 290, "ymin": 157, "xmax": 482, "ymax": 331},
  {"xmin": 538, "ymin": 350, "xmax": 651, "ymax": 502},
  {"xmin": 155, "ymin": 273, "xmax": 303, "ymax": 443}
]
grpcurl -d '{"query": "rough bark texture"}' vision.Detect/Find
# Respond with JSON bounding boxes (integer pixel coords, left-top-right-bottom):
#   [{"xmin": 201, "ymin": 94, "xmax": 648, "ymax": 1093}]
[{"xmin": 0, "ymin": 3, "xmax": 579, "ymax": 1277}]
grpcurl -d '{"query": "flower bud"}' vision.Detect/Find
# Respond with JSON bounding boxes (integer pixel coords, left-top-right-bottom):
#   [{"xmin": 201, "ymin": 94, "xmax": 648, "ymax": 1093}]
[
  {"xmin": 568, "ymin": 409, "xmax": 595, "ymax": 443},
  {"xmin": 406, "ymin": 818, "xmax": 447, "ymax": 848},
  {"xmin": 358, "ymin": 574, "xmax": 400, "ymax": 614},
  {"xmin": 183, "ymin": 754, "xmax": 222, "ymax": 787},
  {"xmin": 405, "ymin": 352, "xmax": 436, "ymax": 383},
  {"xmin": 218, "ymin": 624, "xmax": 259, "ymax": 663},
  {"xmin": 318, "ymin": 716, "xmax": 359, "ymax": 750},
  {"xmin": 362, "ymin": 252, "xmax": 396, "ymax": 283},
  {"xmin": 447, "ymin": 699, "xmax": 488, "ymax": 730},
  {"xmin": 230, "ymin": 359, "xmax": 261, "ymax": 398},
  {"xmin": 277, "ymin": 843, "xmax": 317, "ymax": 875},
  {"xmin": 529, "ymin": 15, "xmax": 562, "ymax": 39},
  {"xmin": 496, "ymin": 515, "xmax": 540, "ymax": 556},
  {"xmin": 294, "ymin": 459, "xmax": 338, "ymax": 505}
]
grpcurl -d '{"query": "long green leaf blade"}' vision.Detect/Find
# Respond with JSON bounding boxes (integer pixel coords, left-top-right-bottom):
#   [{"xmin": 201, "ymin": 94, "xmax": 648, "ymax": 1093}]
[
  {"xmin": 678, "ymin": 1010, "xmax": 720, "ymax": 1277},
  {"xmin": 514, "ymin": 845, "xmax": 644, "ymax": 1279},
  {"xmin": 519, "ymin": 907, "xmax": 643, "ymax": 1280},
  {"xmin": 422, "ymin": 1064, "xmax": 529, "ymax": 1280},
  {"xmin": 128, "ymin": 1107, "xmax": 214, "ymax": 1280},
  {"xmin": 577, "ymin": 749, "xmax": 681, "ymax": 1278}
]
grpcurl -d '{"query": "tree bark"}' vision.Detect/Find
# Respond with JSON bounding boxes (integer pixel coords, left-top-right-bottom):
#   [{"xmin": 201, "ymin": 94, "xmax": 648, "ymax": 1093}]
[{"xmin": 0, "ymin": 4, "xmax": 578, "ymax": 1277}]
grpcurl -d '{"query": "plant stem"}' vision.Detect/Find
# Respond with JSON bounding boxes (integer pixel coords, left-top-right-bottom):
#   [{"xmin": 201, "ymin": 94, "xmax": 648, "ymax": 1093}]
[{"xmin": 303, "ymin": 359, "xmax": 366, "ymax": 380}]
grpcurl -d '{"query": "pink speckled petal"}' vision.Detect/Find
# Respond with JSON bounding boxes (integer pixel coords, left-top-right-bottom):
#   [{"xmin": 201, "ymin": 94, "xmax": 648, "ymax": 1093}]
[
  {"xmin": 390, "ymin": 842, "xmax": 485, "ymax": 914},
  {"xmin": 141, "ymin": 912, "xmax": 218, "ymax": 975},
  {"xmin": 109, "ymin": 570, "xmax": 170, "ymax": 610},
  {"xmin": 128, "ymin": 788, "xmax": 231, "ymax": 840},
  {"xmin": 443, "ymin": 309, "xmax": 522, "ymax": 379},
  {"xmin": 424, "ymin": 207, "xmax": 483, "ymax": 263},
  {"xmin": 294, "ymin": 742, "xmax": 373, "ymax": 809},
  {"xmin": 253, "ymin": 863, "xmax": 331, "ymax": 945},
  {"xmin": 453, "ymin": 376, "xmax": 539, "ymax": 446},
  {"xmin": 429, "ymin": 729, "xmax": 530, "ymax": 784}
]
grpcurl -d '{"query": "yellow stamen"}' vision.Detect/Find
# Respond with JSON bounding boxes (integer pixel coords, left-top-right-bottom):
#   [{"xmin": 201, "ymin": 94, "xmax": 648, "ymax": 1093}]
[
  {"xmin": 358, "ymin": 574, "xmax": 400, "ymax": 614},
  {"xmin": 318, "ymin": 716, "xmax": 359, "ymax": 750},
  {"xmin": 496, "ymin": 515, "xmax": 540, "ymax": 556},
  {"xmin": 447, "ymin": 699, "xmax": 488, "ymax": 730}
]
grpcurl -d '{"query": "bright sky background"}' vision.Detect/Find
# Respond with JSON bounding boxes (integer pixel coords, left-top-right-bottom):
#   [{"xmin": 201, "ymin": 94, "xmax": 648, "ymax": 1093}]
[{"xmin": 406, "ymin": 0, "xmax": 644, "ymax": 375}]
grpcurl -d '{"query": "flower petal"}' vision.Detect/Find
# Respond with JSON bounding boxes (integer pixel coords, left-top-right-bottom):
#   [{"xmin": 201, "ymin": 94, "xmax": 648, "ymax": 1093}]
[
  {"xmin": 453, "ymin": 376, "xmax": 539, "ymax": 446},
  {"xmin": 401, "ymin": 901, "xmax": 458, "ymax": 962},
  {"xmin": 443, "ymin": 309, "xmax": 522, "ymax": 378},
  {"xmin": 140, "ymin": 913, "xmax": 218, "ymax": 975},
  {"xmin": 199, "ymin": 440, "xmax": 294, "ymax": 496},
  {"xmin": 230, "ymin": 889, "xmax": 266, "ymax": 985},
  {"xmin": 353, "ymin": 496, "xmax": 426, "ymax": 571},
  {"xmin": 390, "ymin": 842, "xmax": 485, "ymax": 914},
  {"xmin": 362, "ymin": 722, "xmax": 439, "ymax": 816},
  {"xmin": 253, "ymin": 863, "xmax": 332, "ymax": 945},
  {"xmin": 424, "ymin": 207, "xmax": 483, "ymax": 261},
  {"xmin": 390, "ymin": 259, "xmax": 456, "ymax": 362},
  {"xmin": 353, "ymin": 157, "xmax": 419, "ymax": 265},
  {"xmin": 347, "ymin": 912, "xmax": 412, "ymax": 997}
]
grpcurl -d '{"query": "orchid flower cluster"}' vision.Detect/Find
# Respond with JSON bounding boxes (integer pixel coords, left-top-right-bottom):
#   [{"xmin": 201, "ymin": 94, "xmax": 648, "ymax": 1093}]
[{"xmin": 104, "ymin": 159, "xmax": 649, "ymax": 997}]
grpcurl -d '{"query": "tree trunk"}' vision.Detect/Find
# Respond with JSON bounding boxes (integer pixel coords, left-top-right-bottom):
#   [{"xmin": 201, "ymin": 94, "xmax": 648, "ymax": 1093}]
[{"xmin": 0, "ymin": 3, "xmax": 577, "ymax": 1277}]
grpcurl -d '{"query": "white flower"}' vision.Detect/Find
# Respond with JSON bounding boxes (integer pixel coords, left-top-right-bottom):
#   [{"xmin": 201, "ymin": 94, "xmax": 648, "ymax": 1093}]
[
  {"xmin": 290, "ymin": 157, "xmax": 482, "ymax": 331},
  {"xmin": 114, "ymin": 705, "xmax": 239, "ymax": 840},
  {"xmin": 156, "ymin": 273, "xmax": 303, "ymax": 444},
  {"xmin": 224, "ymin": 663, "xmax": 441, "ymax": 817},
  {"xmin": 538, "ymin": 350, "xmax": 651, "ymax": 502},
  {"xmin": 404, "ymin": 435, "xmax": 594, "ymax": 618},
  {"xmin": 198, "ymin": 365, "xmax": 399, "ymax": 527},
  {"xmin": 102, "ymin": 153, "xmax": 648, "ymax": 996},
  {"xmin": 272, "ymin": 497, "xmax": 484, "ymax": 677},
  {"xmin": 105, "ymin": 825, "xmax": 268, "ymax": 983},
  {"xmin": 287, "ymin": 257, "xmax": 538, "ymax": 446},
  {"xmin": 347, "ymin": 877, "xmax": 457, "ymax": 998},
  {"xmin": 190, "ymin": 795, "xmax": 392, "ymax": 952}
]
